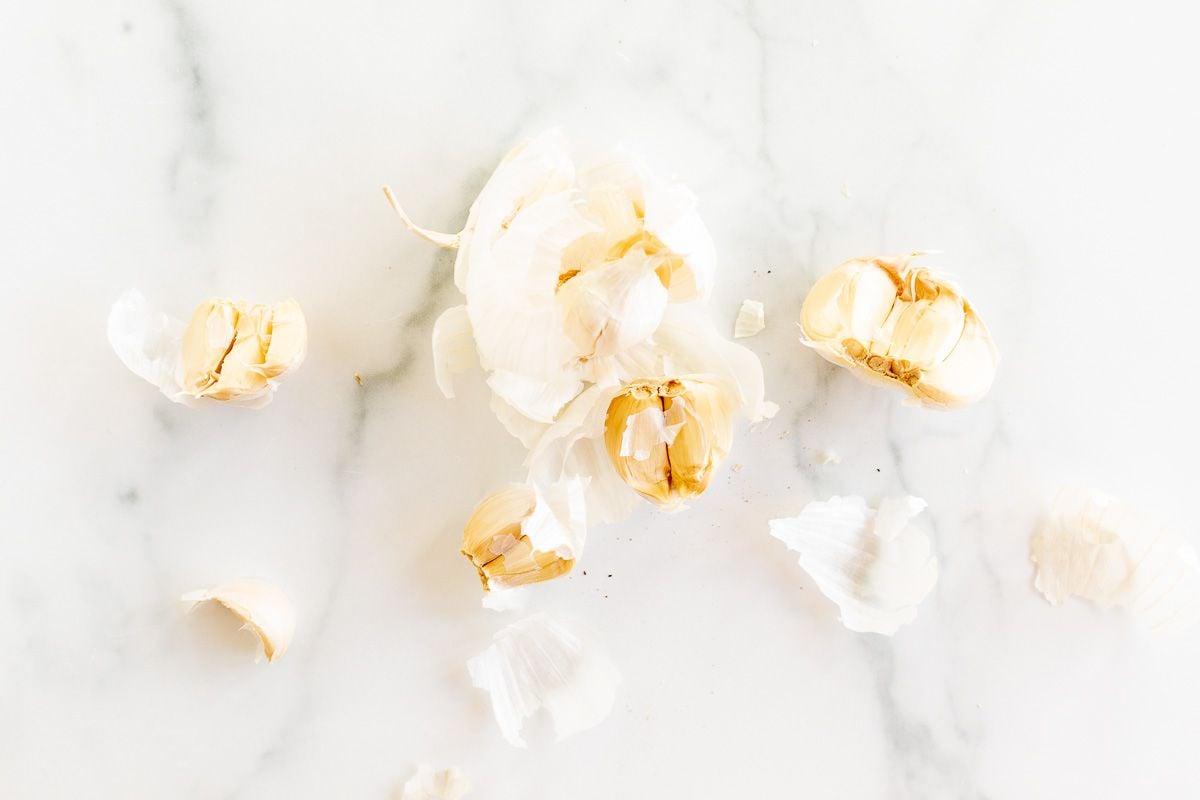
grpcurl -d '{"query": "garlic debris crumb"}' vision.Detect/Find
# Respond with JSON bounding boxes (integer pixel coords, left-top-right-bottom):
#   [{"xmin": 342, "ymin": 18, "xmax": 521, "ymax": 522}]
[
  {"xmin": 814, "ymin": 449, "xmax": 840, "ymax": 465},
  {"xmin": 733, "ymin": 299, "xmax": 765, "ymax": 338},
  {"xmin": 354, "ymin": 371, "xmax": 364, "ymax": 386},
  {"xmin": 799, "ymin": 253, "xmax": 997, "ymax": 408},
  {"xmin": 467, "ymin": 613, "xmax": 619, "ymax": 747},
  {"xmin": 399, "ymin": 765, "xmax": 471, "ymax": 800},
  {"xmin": 769, "ymin": 495, "xmax": 938, "ymax": 635},
  {"xmin": 181, "ymin": 578, "xmax": 296, "ymax": 663},
  {"xmin": 1031, "ymin": 487, "xmax": 1200, "ymax": 633},
  {"xmin": 108, "ymin": 289, "xmax": 306, "ymax": 407}
]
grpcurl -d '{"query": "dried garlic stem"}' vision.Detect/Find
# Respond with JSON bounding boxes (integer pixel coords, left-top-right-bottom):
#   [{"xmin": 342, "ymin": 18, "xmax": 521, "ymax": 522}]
[{"xmin": 381, "ymin": 186, "xmax": 461, "ymax": 249}]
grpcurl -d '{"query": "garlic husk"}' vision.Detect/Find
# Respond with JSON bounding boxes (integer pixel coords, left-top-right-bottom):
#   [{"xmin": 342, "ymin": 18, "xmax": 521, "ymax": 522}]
[
  {"xmin": 733, "ymin": 299, "xmax": 765, "ymax": 338},
  {"xmin": 108, "ymin": 289, "xmax": 306, "ymax": 407},
  {"xmin": 181, "ymin": 578, "xmax": 296, "ymax": 662},
  {"xmin": 467, "ymin": 613, "xmax": 619, "ymax": 748},
  {"xmin": 799, "ymin": 253, "xmax": 998, "ymax": 408},
  {"xmin": 399, "ymin": 765, "xmax": 471, "ymax": 800},
  {"xmin": 1031, "ymin": 488, "xmax": 1200, "ymax": 633},
  {"xmin": 431, "ymin": 304, "xmax": 477, "ymax": 399},
  {"xmin": 462, "ymin": 477, "xmax": 587, "ymax": 593},
  {"xmin": 769, "ymin": 495, "xmax": 938, "ymax": 635}
]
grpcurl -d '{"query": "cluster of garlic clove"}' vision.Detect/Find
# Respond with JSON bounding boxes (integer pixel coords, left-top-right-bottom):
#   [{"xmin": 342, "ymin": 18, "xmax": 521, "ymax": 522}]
[
  {"xmin": 799, "ymin": 253, "xmax": 997, "ymax": 408},
  {"xmin": 602, "ymin": 377, "xmax": 734, "ymax": 508}
]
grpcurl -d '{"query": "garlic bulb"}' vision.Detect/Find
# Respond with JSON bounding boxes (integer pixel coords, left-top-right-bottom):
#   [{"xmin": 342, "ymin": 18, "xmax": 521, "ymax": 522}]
[
  {"xmin": 1031, "ymin": 488, "xmax": 1200, "ymax": 633},
  {"xmin": 386, "ymin": 129, "xmax": 715, "ymax": 424},
  {"xmin": 108, "ymin": 289, "xmax": 306, "ymax": 407},
  {"xmin": 181, "ymin": 578, "xmax": 296, "ymax": 663},
  {"xmin": 799, "ymin": 253, "xmax": 997, "ymax": 408},
  {"xmin": 461, "ymin": 477, "xmax": 587, "ymax": 592},
  {"xmin": 769, "ymin": 495, "xmax": 938, "ymax": 635},
  {"xmin": 733, "ymin": 299, "xmax": 765, "ymax": 338},
  {"xmin": 467, "ymin": 613, "xmax": 619, "ymax": 748},
  {"xmin": 400, "ymin": 765, "xmax": 471, "ymax": 800},
  {"xmin": 603, "ymin": 376, "xmax": 734, "ymax": 508}
]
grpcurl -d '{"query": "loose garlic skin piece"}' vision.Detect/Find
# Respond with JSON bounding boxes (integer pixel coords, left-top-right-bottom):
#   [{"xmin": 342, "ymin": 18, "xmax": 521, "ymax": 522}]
[
  {"xmin": 800, "ymin": 254, "xmax": 997, "ymax": 408},
  {"xmin": 603, "ymin": 377, "xmax": 734, "ymax": 507},
  {"xmin": 181, "ymin": 578, "xmax": 296, "ymax": 663}
]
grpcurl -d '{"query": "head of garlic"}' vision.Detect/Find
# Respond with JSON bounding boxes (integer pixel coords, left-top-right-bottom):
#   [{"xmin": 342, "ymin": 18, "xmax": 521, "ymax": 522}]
[
  {"xmin": 108, "ymin": 289, "xmax": 307, "ymax": 407},
  {"xmin": 799, "ymin": 253, "xmax": 997, "ymax": 408},
  {"xmin": 385, "ymin": 129, "xmax": 716, "ymax": 424},
  {"xmin": 461, "ymin": 477, "xmax": 587, "ymax": 592}
]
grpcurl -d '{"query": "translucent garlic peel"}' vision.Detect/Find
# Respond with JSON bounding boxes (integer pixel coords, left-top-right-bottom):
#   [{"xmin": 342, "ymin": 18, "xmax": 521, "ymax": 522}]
[
  {"xmin": 1031, "ymin": 488, "xmax": 1200, "ymax": 633},
  {"xmin": 431, "ymin": 304, "xmax": 477, "ymax": 399},
  {"xmin": 108, "ymin": 289, "xmax": 306, "ymax": 407},
  {"xmin": 733, "ymin": 299, "xmax": 765, "ymax": 338},
  {"xmin": 181, "ymin": 578, "xmax": 296, "ymax": 663},
  {"xmin": 400, "ymin": 765, "xmax": 471, "ymax": 800},
  {"xmin": 461, "ymin": 478, "xmax": 587, "ymax": 592},
  {"xmin": 467, "ymin": 613, "xmax": 619, "ymax": 748},
  {"xmin": 769, "ymin": 495, "xmax": 938, "ymax": 635},
  {"xmin": 799, "ymin": 253, "xmax": 998, "ymax": 408}
]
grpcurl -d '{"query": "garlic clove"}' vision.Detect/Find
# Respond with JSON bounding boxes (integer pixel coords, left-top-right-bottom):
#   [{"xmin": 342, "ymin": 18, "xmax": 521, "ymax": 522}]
[
  {"xmin": 769, "ymin": 495, "xmax": 938, "ymax": 635},
  {"xmin": 467, "ymin": 613, "xmax": 619, "ymax": 748},
  {"xmin": 1031, "ymin": 488, "xmax": 1200, "ymax": 633},
  {"xmin": 181, "ymin": 578, "xmax": 296, "ymax": 663},
  {"xmin": 733, "ymin": 299, "xmax": 765, "ymax": 338},
  {"xmin": 400, "ymin": 765, "xmax": 471, "ymax": 800}
]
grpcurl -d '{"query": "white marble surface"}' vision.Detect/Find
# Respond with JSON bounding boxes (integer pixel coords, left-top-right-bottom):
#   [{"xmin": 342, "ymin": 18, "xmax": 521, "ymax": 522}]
[{"xmin": 4, "ymin": 1, "xmax": 1200, "ymax": 797}]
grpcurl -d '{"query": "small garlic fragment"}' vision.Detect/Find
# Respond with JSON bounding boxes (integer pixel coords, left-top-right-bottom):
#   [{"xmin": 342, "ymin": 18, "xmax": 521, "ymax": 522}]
[
  {"xmin": 799, "ymin": 253, "xmax": 997, "ymax": 408},
  {"xmin": 1031, "ymin": 487, "xmax": 1200, "ymax": 633},
  {"xmin": 108, "ymin": 289, "xmax": 307, "ymax": 407},
  {"xmin": 769, "ymin": 495, "xmax": 938, "ymax": 635},
  {"xmin": 733, "ymin": 299, "xmax": 765, "ymax": 338},
  {"xmin": 467, "ymin": 613, "xmax": 619, "ymax": 747},
  {"xmin": 462, "ymin": 477, "xmax": 587, "ymax": 593},
  {"xmin": 399, "ymin": 765, "xmax": 471, "ymax": 800},
  {"xmin": 602, "ymin": 376, "xmax": 735, "ymax": 508},
  {"xmin": 181, "ymin": 578, "xmax": 296, "ymax": 662}
]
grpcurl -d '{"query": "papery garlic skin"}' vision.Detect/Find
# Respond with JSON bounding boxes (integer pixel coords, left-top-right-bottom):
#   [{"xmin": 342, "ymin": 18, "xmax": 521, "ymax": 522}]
[
  {"xmin": 400, "ymin": 765, "xmax": 471, "ymax": 800},
  {"xmin": 108, "ymin": 289, "xmax": 306, "ymax": 407},
  {"xmin": 467, "ymin": 613, "xmax": 619, "ymax": 748},
  {"xmin": 462, "ymin": 477, "xmax": 587, "ymax": 592},
  {"xmin": 799, "ymin": 253, "xmax": 997, "ymax": 408},
  {"xmin": 733, "ymin": 299, "xmax": 765, "ymax": 338},
  {"xmin": 1031, "ymin": 488, "xmax": 1200, "ymax": 633},
  {"xmin": 181, "ymin": 578, "xmax": 296, "ymax": 663},
  {"xmin": 769, "ymin": 495, "xmax": 938, "ymax": 635}
]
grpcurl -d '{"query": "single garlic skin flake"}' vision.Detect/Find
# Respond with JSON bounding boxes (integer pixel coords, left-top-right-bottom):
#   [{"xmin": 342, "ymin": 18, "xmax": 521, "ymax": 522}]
[
  {"xmin": 181, "ymin": 578, "xmax": 296, "ymax": 663},
  {"xmin": 603, "ymin": 377, "xmax": 734, "ymax": 507},
  {"xmin": 733, "ymin": 299, "xmax": 765, "ymax": 338},
  {"xmin": 800, "ymin": 253, "xmax": 997, "ymax": 408},
  {"xmin": 400, "ymin": 765, "xmax": 471, "ymax": 800}
]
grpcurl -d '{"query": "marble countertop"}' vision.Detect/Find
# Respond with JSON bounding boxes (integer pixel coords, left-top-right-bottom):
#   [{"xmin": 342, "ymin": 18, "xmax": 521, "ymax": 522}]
[{"xmin": 4, "ymin": 1, "xmax": 1199, "ymax": 797}]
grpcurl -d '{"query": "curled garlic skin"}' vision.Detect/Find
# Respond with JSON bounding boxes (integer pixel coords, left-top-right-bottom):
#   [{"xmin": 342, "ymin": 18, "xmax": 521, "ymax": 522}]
[
  {"xmin": 799, "ymin": 253, "xmax": 998, "ymax": 408},
  {"xmin": 1031, "ymin": 488, "xmax": 1200, "ymax": 633},
  {"xmin": 108, "ymin": 289, "xmax": 307, "ymax": 407},
  {"xmin": 602, "ymin": 376, "xmax": 734, "ymax": 508},
  {"xmin": 181, "ymin": 578, "xmax": 296, "ymax": 663}
]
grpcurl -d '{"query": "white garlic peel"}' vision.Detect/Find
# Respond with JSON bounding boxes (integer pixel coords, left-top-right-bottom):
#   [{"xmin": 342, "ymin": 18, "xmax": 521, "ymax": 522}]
[
  {"xmin": 733, "ymin": 299, "xmax": 765, "ymax": 338},
  {"xmin": 108, "ymin": 288, "xmax": 307, "ymax": 407},
  {"xmin": 1031, "ymin": 488, "xmax": 1200, "ymax": 633},
  {"xmin": 467, "ymin": 613, "xmax": 620, "ymax": 748},
  {"xmin": 181, "ymin": 578, "xmax": 297, "ymax": 663},
  {"xmin": 400, "ymin": 765, "xmax": 472, "ymax": 800},
  {"xmin": 799, "ymin": 253, "xmax": 998, "ymax": 408},
  {"xmin": 769, "ymin": 495, "xmax": 938, "ymax": 635}
]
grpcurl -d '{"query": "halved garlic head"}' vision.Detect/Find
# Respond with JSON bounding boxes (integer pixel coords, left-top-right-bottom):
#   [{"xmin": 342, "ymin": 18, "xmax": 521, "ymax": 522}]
[
  {"xmin": 181, "ymin": 578, "xmax": 296, "ymax": 663},
  {"xmin": 462, "ymin": 478, "xmax": 586, "ymax": 592},
  {"xmin": 178, "ymin": 297, "xmax": 307, "ymax": 401},
  {"xmin": 799, "ymin": 254, "xmax": 997, "ymax": 408},
  {"xmin": 603, "ymin": 377, "xmax": 734, "ymax": 507}
]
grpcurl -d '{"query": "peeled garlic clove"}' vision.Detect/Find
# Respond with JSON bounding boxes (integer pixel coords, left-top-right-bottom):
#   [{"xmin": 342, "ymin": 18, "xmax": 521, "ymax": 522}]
[
  {"xmin": 1031, "ymin": 488, "xmax": 1200, "ymax": 633},
  {"xmin": 462, "ymin": 478, "xmax": 587, "ymax": 593},
  {"xmin": 769, "ymin": 495, "xmax": 938, "ymax": 635},
  {"xmin": 400, "ymin": 765, "xmax": 471, "ymax": 800},
  {"xmin": 467, "ymin": 613, "xmax": 619, "ymax": 748},
  {"xmin": 733, "ymin": 299, "xmax": 765, "ymax": 338},
  {"xmin": 108, "ymin": 289, "xmax": 306, "ymax": 407},
  {"xmin": 799, "ymin": 254, "xmax": 998, "ymax": 408},
  {"xmin": 181, "ymin": 578, "xmax": 296, "ymax": 662},
  {"xmin": 603, "ymin": 377, "xmax": 734, "ymax": 508}
]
